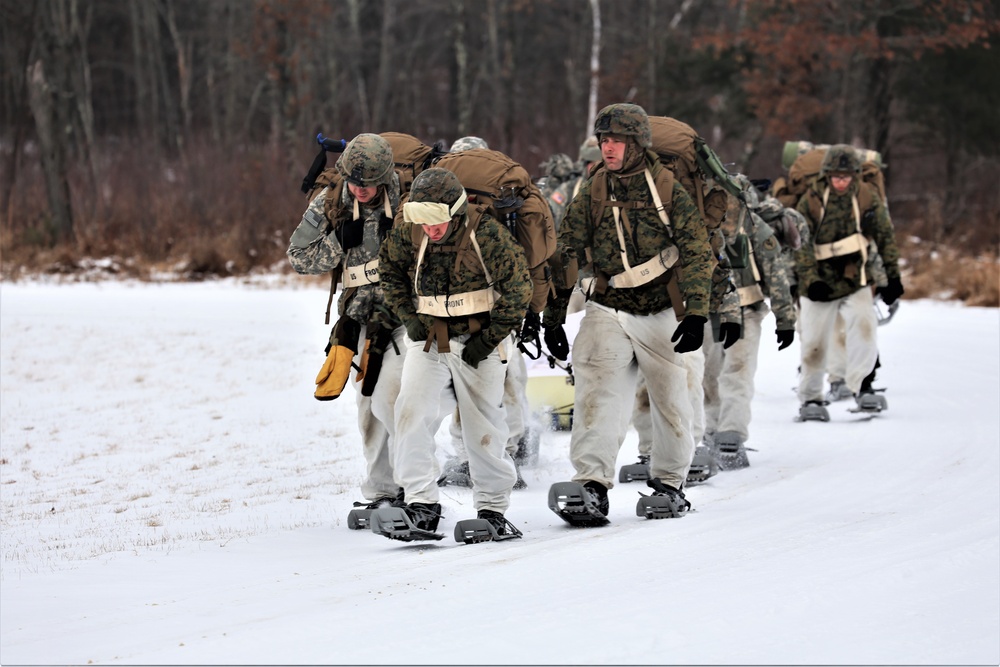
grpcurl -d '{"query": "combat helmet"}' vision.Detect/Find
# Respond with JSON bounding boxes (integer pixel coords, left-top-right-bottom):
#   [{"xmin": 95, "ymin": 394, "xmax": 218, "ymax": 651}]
[
  {"xmin": 820, "ymin": 144, "xmax": 862, "ymax": 176},
  {"xmin": 403, "ymin": 167, "xmax": 468, "ymax": 224},
  {"xmin": 578, "ymin": 137, "xmax": 602, "ymax": 164},
  {"xmin": 336, "ymin": 133, "xmax": 394, "ymax": 187},
  {"xmin": 594, "ymin": 103, "xmax": 652, "ymax": 148},
  {"xmin": 541, "ymin": 153, "xmax": 575, "ymax": 180},
  {"xmin": 449, "ymin": 136, "xmax": 489, "ymax": 153}
]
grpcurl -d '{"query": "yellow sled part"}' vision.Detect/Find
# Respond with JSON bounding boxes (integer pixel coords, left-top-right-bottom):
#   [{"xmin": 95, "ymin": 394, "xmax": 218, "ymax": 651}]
[{"xmin": 525, "ymin": 374, "xmax": 575, "ymax": 430}]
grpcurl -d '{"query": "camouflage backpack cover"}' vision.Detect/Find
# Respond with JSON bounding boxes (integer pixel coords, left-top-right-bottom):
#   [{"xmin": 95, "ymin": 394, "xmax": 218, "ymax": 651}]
[{"xmin": 432, "ymin": 147, "xmax": 557, "ymax": 312}]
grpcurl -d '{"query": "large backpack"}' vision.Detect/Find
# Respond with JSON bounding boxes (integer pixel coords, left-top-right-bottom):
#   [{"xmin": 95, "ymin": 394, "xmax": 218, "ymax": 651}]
[
  {"xmin": 646, "ymin": 116, "xmax": 751, "ymax": 271},
  {"xmin": 300, "ymin": 131, "xmax": 445, "ymax": 201},
  {"xmin": 773, "ymin": 141, "xmax": 886, "ymax": 210},
  {"xmin": 432, "ymin": 148, "xmax": 557, "ymax": 312}
]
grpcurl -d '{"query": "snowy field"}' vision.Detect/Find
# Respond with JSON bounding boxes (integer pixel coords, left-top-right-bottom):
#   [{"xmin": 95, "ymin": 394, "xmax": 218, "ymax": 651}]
[{"xmin": 1, "ymin": 279, "xmax": 998, "ymax": 666}]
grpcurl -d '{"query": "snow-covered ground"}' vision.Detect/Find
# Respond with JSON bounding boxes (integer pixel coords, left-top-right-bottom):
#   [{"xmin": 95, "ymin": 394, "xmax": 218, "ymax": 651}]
[{"xmin": 1, "ymin": 280, "xmax": 997, "ymax": 666}]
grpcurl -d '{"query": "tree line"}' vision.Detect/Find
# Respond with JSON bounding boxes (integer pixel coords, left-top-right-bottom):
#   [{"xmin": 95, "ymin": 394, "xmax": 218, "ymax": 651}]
[{"xmin": 1, "ymin": 0, "xmax": 997, "ymax": 275}]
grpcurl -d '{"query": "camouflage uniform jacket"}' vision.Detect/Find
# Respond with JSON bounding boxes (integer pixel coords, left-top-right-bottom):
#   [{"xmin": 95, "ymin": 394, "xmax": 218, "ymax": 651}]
[
  {"xmin": 795, "ymin": 179, "xmax": 900, "ymax": 301},
  {"xmin": 553, "ymin": 157, "xmax": 713, "ymax": 321},
  {"xmin": 731, "ymin": 210, "xmax": 796, "ymax": 331},
  {"xmin": 286, "ymin": 177, "xmax": 402, "ymax": 326},
  {"xmin": 379, "ymin": 214, "xmax": 531, "ymax": 351}
]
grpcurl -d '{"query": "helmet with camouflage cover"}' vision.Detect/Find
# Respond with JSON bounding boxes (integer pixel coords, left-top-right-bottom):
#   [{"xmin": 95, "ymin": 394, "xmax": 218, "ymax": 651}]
[
  {"xmin": 820, "ymin": 144, "xmax": 862, "ymax": 176},
  {"xmin": 541, "ymin": 153, "xmax": 575, "ymax": 180},
  {"xmin": 405, "ymin": 167, "xmax": 468, "ymax": 222},
  {"xmin": 593, "ymin": 103, "xmax": 652, "ymax": 148},
  {"xmin": 335, "ymin": 133, "xmax": 394, "ymax": 187},
  {"xmin": 449, "ymin": 136, "xmax": 489, "ymax": 153},
  {"xmin": 579, "ymin": 137, "xmax": 602, "ymax": 164}
]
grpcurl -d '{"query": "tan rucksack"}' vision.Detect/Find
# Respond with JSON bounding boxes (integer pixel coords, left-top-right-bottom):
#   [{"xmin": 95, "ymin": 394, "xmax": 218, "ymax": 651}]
[
  {"xmin": 380, "ymin": 132, "xmax": 444, "ymax": 195},
  {"xmin": 773, "ymin": 142, "xmax": 886, "ymax": 209},
  {"xmin": 432, "ymin": 148, "xmax": 557, "ymax": 312}
]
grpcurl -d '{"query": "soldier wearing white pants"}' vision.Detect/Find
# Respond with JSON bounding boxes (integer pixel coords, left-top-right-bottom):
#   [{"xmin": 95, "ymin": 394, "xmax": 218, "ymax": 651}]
[
  {"xmin": 394, "ymin": 334, "xmax": 515, "ymax": 512},
  {"xmin": 572, "ymin": 303, "xmax": 696, "ymax": 490},
  {"xmin": 798, "ymin": 289, "xmax": 877, "ymax": 403}
]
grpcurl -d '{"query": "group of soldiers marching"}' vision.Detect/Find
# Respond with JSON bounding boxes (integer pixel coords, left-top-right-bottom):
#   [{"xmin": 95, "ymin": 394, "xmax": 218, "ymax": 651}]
[{"xmin": 286, "ymin": 102, "xmax": 903, "ymax": 542}]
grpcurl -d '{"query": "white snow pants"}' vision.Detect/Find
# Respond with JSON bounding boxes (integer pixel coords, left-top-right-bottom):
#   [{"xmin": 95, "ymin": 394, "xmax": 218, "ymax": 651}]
[
  {"xmin": 449, "ymin": 337, "xmax": 528, "ymax": 459},
  {"xmin": 634, "ymin": 347, "xmax": 704, "ymax": 456},
  {"xmin": 702, "ymin": 303, "xmax": 767, "ymax": 442},
  {"xmin": 394, "ymin": 335, "xmax": 516, "ymax": 512},
  {"xmin": 798, "ymin": 289, "xmax": 878, "ymax": 403},
  {"xmin": 571, "ymin": 302, "xmax": 695, "ymax": 490},
  {"xmin": 355, "ymin": 325, "xmax": 407, "ymax": 501},
  {"xmin": 826, "ymin": 311, "xmax": 848, "ymax": 383}
]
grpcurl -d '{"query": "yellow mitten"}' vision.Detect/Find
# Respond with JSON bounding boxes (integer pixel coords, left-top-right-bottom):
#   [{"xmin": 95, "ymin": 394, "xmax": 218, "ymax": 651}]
[
  {"xmin": 314, "ymin": 345, "xmax": 355, "ymax": 400},
  {"xmin": 314, "ymin": 316, "xmax": 361, "ymax": 401}
]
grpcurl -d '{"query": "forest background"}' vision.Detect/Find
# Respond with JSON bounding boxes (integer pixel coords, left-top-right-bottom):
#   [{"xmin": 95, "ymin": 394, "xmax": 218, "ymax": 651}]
[{"xmin": 1, "ymin": 0, "xmax": 997, "ymax": 305}]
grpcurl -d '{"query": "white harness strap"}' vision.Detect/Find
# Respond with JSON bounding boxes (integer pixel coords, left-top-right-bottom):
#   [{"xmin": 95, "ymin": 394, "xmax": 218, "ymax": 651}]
[
  {"xmin": 342, "ymin": 259, "xmax": 380, "ymax": 287},
  {"xmin": 413, "ymin": 224, "xmax": 500, "ymax": 318},
  {"xmin": 815, "ymin": 187, "xmax": 868, "ymax": 286},
  {"xmin": 600, "ymin": 168, "xmax": 679, "ymax": 290},
  {"xmin": 342, "ymin": 194, "xmax": 394, "ymax": 286}
]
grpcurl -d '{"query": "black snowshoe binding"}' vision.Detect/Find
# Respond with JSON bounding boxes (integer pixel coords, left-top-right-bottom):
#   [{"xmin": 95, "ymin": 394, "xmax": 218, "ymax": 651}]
[
  {"xmin": 454, "ymin": 509, "xmax": 523, "ymax": 544},
  {"xmin": 686, "ymin": 445, "xmax": 720, "ymax": 485},
  {"xmin": 797, "ymin": 399, "xmax": 830, "ymax": 422},
  {"xmin": 437, "ymin": 459, "xmax": 472, "ymax": 487},
  {"xmin": 370, "ymin": 502, "xmax": 445, "ymax": 542},
  {"xmin": 636, "ymin": 478, "xmax": 691, "ymax": 519},
  {"xmin": 347, "ymin": 488, "xmax": 404, "ymax": 530},
  {"xmin": 548, "ymin": 481, "xmax": 610, "ymax": 527},
  {"xmin": 618, "ymin": 455, "xmax": 651, "ymax": 483},
  {"xmin": 712, "ymin": 431, "xmax": 750, "ymax": 471}
]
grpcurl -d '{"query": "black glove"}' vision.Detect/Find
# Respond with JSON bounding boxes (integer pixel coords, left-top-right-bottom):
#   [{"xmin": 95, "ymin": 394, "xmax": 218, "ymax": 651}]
[
  {"xmin": 672, "ymin": 315, "xmax": 707, "ymax": 354},
  {"xmin": 878, "ymin": 277, "xmax": 904, "ymax": 306},
  {"xmin": 776, "ymin": 329, "xmax": 795, "ymax": 351},
  {"xmin": 405, "ymin": 317, "xmax": 427, "ymax": 343},
  {"xmin": 461, "ymin": 334, "xmax": 494, "ymax": 368},
  {"xmin": 543, "ymin": 323, "xmax": 569, "ymax": 361},
  {"xmin": 336, "ymin": 218, "xmax": 364, "ymax": 249},
  {"xmin": 807, "ymin": 281, "xmax": 833, "ymax": 302},
  {"xmin": 719, "ymin": 322, "xmax": 742, "ymax": 349},
  {"xmin": 520, "ymin": 310, "xmax": 541, "ymax": 343}
]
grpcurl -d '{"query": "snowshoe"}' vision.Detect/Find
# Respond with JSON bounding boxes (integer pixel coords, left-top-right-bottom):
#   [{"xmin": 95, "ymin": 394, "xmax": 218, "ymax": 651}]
[
  {"xmin": 437, "ymin": 459, "xmax": 472, "ymax": 487},
  {"xmin": 454, "ymin": 510, "xmax": 523, "ymax": 544},
  {"xmin": 636, "ymin": 479, "xmax": 691, "ymax": 520},
  {"xmin": 849, "ymin": 390, "xmax": 888, "ymax": 414},
  {"xmin": 825, "ymin": 380, "xmax": 853, "ymax": 402},
  {"xmin": 346, "ymin": 489, "xmax": 404, "ymax": 530},
  {"xmin": 686, "ymin": 445, "xmax": 719, "ymax": 485},
  {"xmin": 618, "ymin": 455, "xmax": 651, "ymax": 483},
  {"xmin": 369, "ymin": 503, "xmax": 445, "ymax": 542},
  {"xmin": 712, "ymin": 431, "xmax": 750, "ymax": 471},
  {"xmin": 548, "ymin": 481, "xmax": 610, "ymax": 527},
  {"xmin": 797, "ymin": 400, "xmax": 830, "ymax": 422}
]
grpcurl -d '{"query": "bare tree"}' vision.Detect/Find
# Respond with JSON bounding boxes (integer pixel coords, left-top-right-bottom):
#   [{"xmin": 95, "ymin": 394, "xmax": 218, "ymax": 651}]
[{"xmin": 586, "ymin": 0, "xmax": 601, "ymax": 134}]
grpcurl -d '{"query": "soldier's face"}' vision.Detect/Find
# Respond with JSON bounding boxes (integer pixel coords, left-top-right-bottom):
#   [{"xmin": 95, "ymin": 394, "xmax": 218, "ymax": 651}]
[
  {"xmin": 422, "ymin": 221, "xmax": 451, "ymax": 242},
  {"xmin": 348, "ymin": 183, "xmax": 379, "ymax": 203},
  {"xmin": 830, "ymin": 174, "xmax": 853, "ymax": 194},
  {"xmin": 601, "ymin": 135, "xmax": 627, "ymax": 171}
]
